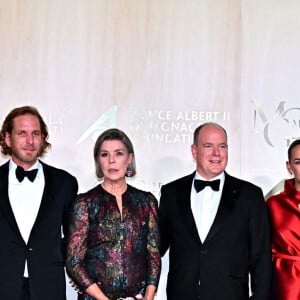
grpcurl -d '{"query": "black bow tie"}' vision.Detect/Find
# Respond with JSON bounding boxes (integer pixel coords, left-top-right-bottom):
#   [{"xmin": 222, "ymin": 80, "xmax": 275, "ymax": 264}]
[
  {"xmin": 194, "ymin": 179, "xmax": 220, "ymax": 192},
  {"xmin": 16, "ymin": 166, "xmax": 38, "ymax": 182}
]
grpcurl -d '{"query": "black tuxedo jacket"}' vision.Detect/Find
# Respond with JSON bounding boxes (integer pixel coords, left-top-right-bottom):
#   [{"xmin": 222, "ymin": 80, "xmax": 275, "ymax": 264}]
[
  {"xmin": 159, "ymin": 172, "xmax": 271, "ymax": 300},
  {"xmin": 0, "ymin": 161, "xmax": 78, "ymax": 300}
]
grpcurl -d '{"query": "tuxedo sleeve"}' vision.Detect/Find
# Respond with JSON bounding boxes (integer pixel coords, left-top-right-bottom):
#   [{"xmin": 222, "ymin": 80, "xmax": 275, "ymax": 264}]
[
  {"xmin": 62, "ymin": 175, "xmax": 79, "ymax": 239},
  {"xmin": 158, "ymin": 184, "xmax": 171, "ymax": 256},
  {"xmin": 248, "ymin": 186, "xmax": 272, "ymax": 300}
]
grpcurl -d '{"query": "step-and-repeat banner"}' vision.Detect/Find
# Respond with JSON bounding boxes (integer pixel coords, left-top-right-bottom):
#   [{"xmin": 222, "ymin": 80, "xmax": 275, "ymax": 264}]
[{"xmin": 1, "ymin": 1, "xmax": 300, "ymax": 299}]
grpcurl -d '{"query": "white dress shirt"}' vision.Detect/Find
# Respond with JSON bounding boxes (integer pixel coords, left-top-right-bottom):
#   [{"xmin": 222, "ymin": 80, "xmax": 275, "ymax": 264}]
[
  {"xmin": 8, "ymin": 160, "xmax": 45, "ymax": 277},
  {"xmin": 191, "ymin": 172, "xmax": 225, "ymax": 243}
]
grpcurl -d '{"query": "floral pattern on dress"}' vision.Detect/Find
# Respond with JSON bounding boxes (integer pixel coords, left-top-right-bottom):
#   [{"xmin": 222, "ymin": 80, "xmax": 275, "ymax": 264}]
[{"xmin": 66, "ymin": 184, "xmax": 161, "ymax": 300}]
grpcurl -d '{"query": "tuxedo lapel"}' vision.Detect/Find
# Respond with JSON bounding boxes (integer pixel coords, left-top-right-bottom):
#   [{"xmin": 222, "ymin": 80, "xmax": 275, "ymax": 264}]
[
  {"xmin": 179, "ymin": 172, "xmax": 202, "ymax": 243},
  {"xmin": 204, "ymin": 173, "xmax": 240, "ymax": 243},
  {"xmin": 28, "ymin": 163, "xmax": 54, "ymax": 242}
]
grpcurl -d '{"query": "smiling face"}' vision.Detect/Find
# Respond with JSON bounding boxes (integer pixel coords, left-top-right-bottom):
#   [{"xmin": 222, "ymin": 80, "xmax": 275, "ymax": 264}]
[
  {"xmin": 98, "ymin": 139, "xmax": 133, "ymax": 183},
  {"xmin": 191, "ymin": 124, "xmax": 228, "ymax": 180},
  {"xmin": 4, "ymin": 114, "xmax": 43, "ymax": 170},
  {"xmin": 287, "ymin": 144, "xmax": 300, "ymax": 190}
]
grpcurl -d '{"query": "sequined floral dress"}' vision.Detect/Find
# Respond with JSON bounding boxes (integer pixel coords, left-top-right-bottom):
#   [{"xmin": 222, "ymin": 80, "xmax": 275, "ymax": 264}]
[
  {"xmin": 66, "ymin": 184, "xmax": 161, "ymax": 300},
  {"xmin": 266, "ymin": 178, "xmax": 300, "ymax": 300}
]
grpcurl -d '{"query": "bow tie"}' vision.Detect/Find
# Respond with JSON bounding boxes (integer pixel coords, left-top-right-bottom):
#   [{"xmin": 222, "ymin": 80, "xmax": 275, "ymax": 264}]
[
  {"xmin": 16, "ymin": 166, "xmax": 38, "ymax": 182},
  {"xmin": 194, "ymin": 179, "xmax": 220, "ymax": 192}
]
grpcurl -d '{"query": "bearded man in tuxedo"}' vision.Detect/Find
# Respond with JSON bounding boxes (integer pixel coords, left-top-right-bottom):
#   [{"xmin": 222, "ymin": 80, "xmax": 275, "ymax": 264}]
[{"xmin": 0, "ymin": 106, "xmax": 78, "ymax": 300}]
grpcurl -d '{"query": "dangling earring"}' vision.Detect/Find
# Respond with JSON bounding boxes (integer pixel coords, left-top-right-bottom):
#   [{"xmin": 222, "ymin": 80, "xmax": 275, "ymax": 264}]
[{"xmin": 126, "ymin": 163, "xmax": 133, "ymax": 177}]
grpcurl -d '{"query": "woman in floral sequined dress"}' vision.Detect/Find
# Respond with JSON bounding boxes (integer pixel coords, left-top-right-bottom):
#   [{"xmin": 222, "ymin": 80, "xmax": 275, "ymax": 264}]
[
  {"xmin": 66, "ymin": 128, "xmax": 161, "ymax": 300},
  {"xmin": 266, "ymin": 139, "xmax": 300, "ymax": 300}
]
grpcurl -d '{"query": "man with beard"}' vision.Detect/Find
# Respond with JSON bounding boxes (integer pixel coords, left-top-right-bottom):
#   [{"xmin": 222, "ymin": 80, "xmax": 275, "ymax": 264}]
[{"xmin": 0, "ymin": 106, "xmax": 78, "ymax": 300}]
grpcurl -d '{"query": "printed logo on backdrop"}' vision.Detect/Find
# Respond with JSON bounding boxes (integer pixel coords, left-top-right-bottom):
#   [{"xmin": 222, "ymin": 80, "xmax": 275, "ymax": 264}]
[
  {"xmin": 76, "ymin": 105, "xmax": 231, "ymax": 145},
  {"xmin": 128, "ymin": 108, "xmax": 231, "ymax": 144},
  {"xmin": 253, "ymin": 101, "xmax": 300, "ymax": 147},
  {"xmin": 42, "ymin": 115, "xmax": 63, "ymax": 135},
  {"xmin": 76, "ymin": 106, "xmax": 118, "ymax": 144}
]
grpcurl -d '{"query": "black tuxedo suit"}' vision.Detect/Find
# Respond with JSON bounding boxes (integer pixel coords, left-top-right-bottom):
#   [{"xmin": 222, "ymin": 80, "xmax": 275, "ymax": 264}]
[
  {"xmin": 0, "ymin": 161, "xmax": 78, "ymax": 300},
  {"xmin": 159, "ymin": 172, "xmax": 271, "ymax": 300}
]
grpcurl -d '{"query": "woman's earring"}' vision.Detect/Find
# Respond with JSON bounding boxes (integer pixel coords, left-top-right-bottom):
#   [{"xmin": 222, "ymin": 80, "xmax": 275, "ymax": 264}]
[{"xmin": 126, "ymin": 163, "xmax": 133, "ymax": 177}]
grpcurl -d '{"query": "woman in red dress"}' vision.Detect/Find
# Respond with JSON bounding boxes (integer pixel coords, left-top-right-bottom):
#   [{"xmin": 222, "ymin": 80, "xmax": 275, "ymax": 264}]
[{"xmin": 266, "ymin": 139, "xmax": 300, "ymax": 300}]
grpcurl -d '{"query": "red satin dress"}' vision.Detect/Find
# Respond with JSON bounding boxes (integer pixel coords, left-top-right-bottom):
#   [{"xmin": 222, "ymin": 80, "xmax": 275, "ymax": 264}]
[{"xmin": 266, "ymin": 179, "xmax": 300, "ymax": 300}]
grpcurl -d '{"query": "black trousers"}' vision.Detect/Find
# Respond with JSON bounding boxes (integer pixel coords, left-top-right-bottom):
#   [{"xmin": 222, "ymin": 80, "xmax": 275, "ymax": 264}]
[{"xmin": 20, "ymin": 277, "xmax": 30, "ymax": 300}]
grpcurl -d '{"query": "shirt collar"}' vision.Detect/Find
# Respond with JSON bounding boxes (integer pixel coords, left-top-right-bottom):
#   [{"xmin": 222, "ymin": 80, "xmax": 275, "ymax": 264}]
[{"xmin": 194, "ymin": 171, "xmax": 225, "ymax": 192}]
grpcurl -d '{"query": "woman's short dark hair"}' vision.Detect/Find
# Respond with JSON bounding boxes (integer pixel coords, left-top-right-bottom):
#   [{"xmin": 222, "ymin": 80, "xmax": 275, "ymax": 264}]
[
  {"xmin": 288, "ymin": 139, "xmax": 300, "ymax": 162},
  {"xmin": 0, "ymin": 106, "xmax": 51, "ymax": 156},
  {"xmin": 93, "ymin": 128, "xmax": 136, "ymax": 179}
]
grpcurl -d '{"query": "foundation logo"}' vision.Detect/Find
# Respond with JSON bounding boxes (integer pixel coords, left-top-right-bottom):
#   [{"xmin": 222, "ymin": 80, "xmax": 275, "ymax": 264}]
[
  {"xmin": 76, "ymin": 105, "xmax": 231, "ymax": 145},
  {"xmin": 76, "ymin": 106, "xmax": 118, "ymax": 144},
  {"xmin": 128, "ymin": 108, "xmax": 230, "ymax": 144},
  {"xmin": 253, "ymin": 101, "xmax": 300, "ymax": 147}
]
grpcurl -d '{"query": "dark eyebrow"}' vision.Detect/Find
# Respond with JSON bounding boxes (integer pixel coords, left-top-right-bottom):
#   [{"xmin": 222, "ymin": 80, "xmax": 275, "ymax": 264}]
[{"xmin": 99, "ymin": 148, "xmax": 126, "ymax": 152}]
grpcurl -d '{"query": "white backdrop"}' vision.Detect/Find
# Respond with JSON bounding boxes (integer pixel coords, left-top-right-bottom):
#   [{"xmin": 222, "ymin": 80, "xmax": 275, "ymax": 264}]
[{"xmin": 1, "ymin": 1, "xmax": 300, "ymax": 299}]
